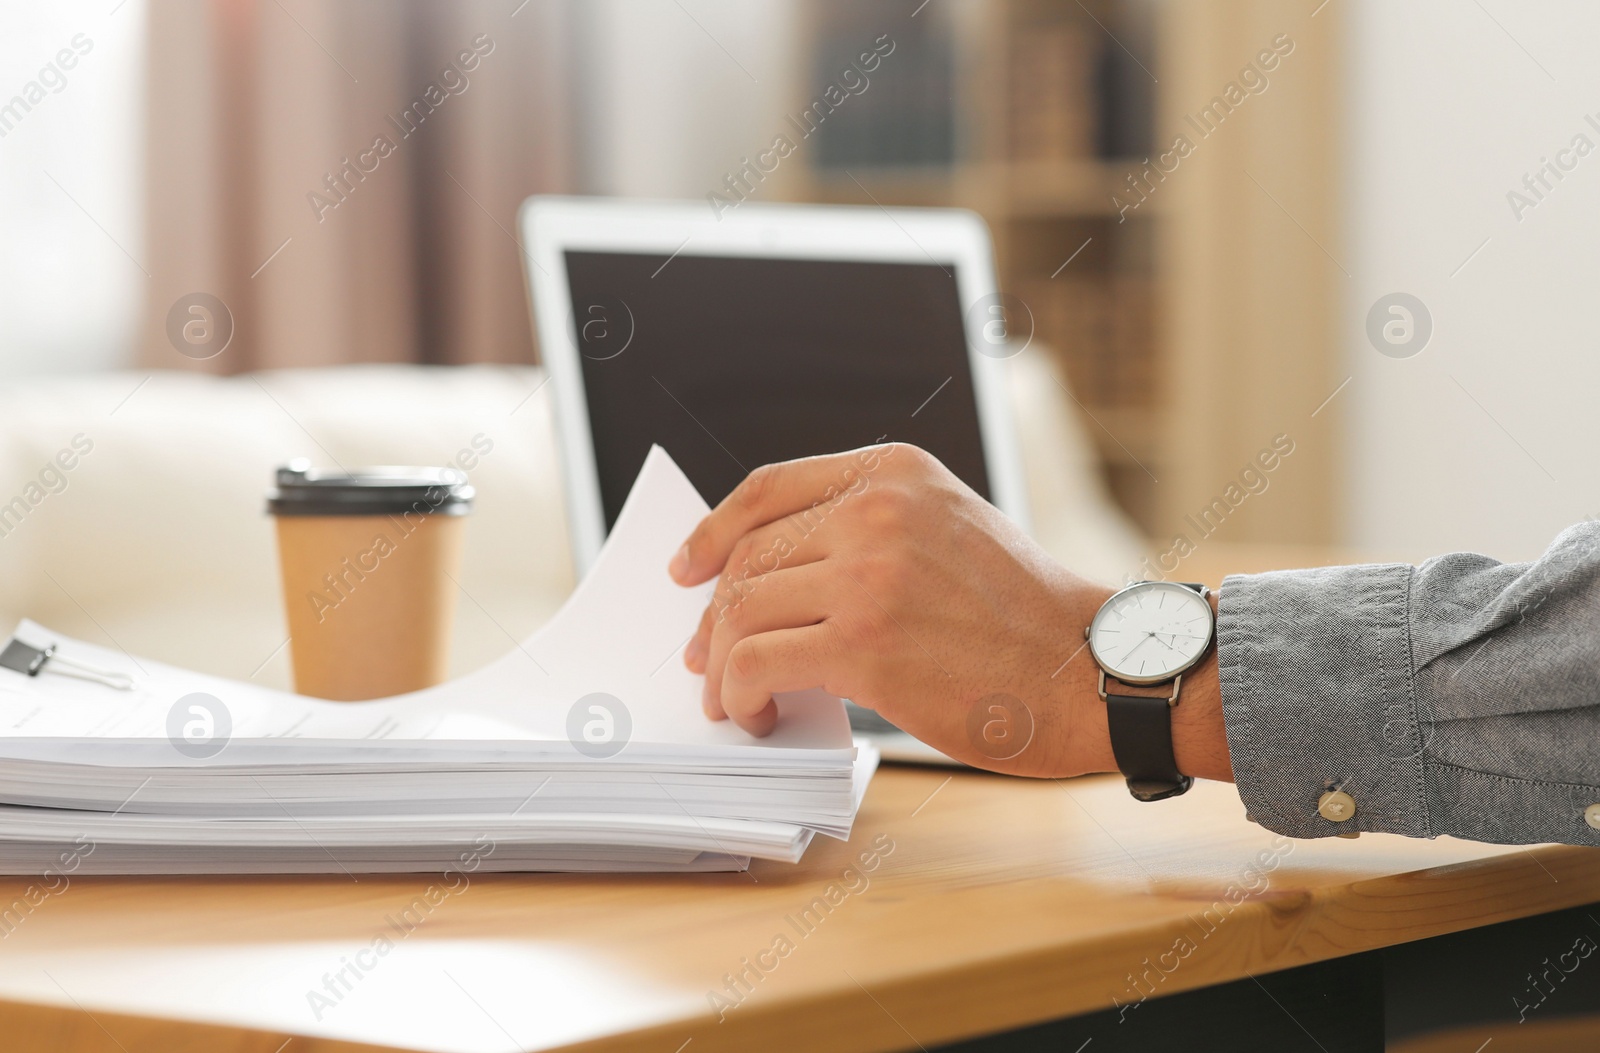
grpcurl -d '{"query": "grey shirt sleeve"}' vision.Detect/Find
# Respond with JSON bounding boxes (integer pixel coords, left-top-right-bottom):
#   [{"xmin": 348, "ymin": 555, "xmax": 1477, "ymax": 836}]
[{"xmin": 1216, "ymin": 520, "xmax": 1600, "ymax": 846}]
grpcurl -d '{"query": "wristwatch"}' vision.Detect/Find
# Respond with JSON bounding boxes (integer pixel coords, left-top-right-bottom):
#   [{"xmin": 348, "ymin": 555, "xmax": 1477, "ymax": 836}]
[{"xmin": 1085, "ymin": 581, "xmax": 1215, "ymax": 802}]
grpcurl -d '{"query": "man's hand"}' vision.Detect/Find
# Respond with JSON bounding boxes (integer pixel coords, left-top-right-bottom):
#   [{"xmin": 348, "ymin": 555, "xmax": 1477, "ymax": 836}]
[{"xmin": 669, "ymin": 443, "xmax": 1133, "ymax": 778}]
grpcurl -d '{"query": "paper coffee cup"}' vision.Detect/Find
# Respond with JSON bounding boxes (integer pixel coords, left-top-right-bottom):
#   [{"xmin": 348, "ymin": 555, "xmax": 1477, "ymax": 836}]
[{"xmin": 267, "ymin": 461, "xmax": 473, "ymax": 701}]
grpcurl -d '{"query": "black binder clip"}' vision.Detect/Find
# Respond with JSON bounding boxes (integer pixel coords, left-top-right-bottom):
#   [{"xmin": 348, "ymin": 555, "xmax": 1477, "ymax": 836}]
[{"xmin": 0, "ymin": 639, "xmax": 136, "ymax": 691}]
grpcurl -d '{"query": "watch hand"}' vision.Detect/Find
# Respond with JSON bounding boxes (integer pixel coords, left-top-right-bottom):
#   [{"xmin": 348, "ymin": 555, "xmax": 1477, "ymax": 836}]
[{"xmin": 1118, "ymin": 635, "xmax": 1155, "ymax": 662}]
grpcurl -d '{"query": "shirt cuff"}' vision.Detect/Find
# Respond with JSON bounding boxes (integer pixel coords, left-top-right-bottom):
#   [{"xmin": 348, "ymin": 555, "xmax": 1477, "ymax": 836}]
[{"xmin": 1217, "ymin": 562, "xmax": 1431, "ymax": 839}]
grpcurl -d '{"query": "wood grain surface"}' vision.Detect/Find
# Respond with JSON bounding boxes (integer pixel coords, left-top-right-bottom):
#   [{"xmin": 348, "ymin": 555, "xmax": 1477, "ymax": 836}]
[{"xmin": 0, "ymin": 766, "xmax": 1595, "ymax": 1053}]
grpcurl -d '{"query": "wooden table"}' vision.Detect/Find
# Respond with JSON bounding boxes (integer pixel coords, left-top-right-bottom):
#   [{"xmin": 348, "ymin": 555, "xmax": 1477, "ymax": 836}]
[{"xmin": 1, "ymin": 765, "xmax": 1597, "ymax": 1053}]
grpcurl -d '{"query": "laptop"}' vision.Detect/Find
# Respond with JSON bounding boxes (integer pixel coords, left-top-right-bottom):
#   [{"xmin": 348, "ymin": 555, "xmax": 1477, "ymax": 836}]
[{"xmin": 518, "ymin": 196, "xmax": 1030, "ymax": 765}]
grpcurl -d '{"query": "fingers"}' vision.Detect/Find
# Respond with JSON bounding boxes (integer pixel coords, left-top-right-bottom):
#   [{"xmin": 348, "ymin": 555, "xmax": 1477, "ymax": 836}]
[
  {"xmin": 718, "ymin": 623, "xmax": 842, "ymax": 737},
  {"xmin": 685, "ymin": 517, "xmax": 833, "ymax": 674},
  {"xmin": 669, "ymin": 446, "xmax": 892, "ymax": 586},
  {"xmin": 684, "ymin": 603, "xmax": 716, "ymax": 674},
  {"xmin": 700, "ymin": 562, "xmax": 836, "ymax": 719}
]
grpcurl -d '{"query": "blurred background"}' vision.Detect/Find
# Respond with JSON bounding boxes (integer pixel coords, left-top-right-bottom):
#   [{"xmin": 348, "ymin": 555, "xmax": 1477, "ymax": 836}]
[{"xmin": 2, "ymin": 0, "xmax": 1598, "ymax": 680}]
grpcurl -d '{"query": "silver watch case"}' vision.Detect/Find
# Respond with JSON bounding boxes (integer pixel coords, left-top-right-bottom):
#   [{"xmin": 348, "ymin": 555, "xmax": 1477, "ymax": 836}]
[{"xmin": 1085, "ymin": 580, "xmax": 1215, "ymax": 696}]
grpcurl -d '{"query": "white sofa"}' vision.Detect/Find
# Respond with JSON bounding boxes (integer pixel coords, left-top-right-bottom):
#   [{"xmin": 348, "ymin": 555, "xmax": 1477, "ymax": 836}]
[{"xmin": 0, "ymin": 356, "xmax": 1141, "ymax": 688}]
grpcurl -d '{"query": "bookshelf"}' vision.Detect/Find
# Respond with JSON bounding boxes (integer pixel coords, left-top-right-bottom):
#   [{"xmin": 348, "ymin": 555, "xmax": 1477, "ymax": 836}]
[
  {"xmin": 781, "ymin": 0, "xmax": 1344, "ymax": 547},
  {"xmin": 784, "ymin": 0, "xmax": 1164, "ymax": 531}
]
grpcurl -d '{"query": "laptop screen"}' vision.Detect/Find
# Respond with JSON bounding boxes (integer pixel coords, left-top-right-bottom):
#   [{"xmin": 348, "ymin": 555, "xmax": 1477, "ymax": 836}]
[{"xmin": 563, "ymin": 250, "xmax": 992, "ymax": 531}]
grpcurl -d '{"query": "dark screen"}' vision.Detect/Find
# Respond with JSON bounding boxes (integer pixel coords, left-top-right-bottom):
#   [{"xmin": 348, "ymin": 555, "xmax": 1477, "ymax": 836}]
[{"xmin": 564, "ymin": 250, "xmax": 991, "ymax": 530}]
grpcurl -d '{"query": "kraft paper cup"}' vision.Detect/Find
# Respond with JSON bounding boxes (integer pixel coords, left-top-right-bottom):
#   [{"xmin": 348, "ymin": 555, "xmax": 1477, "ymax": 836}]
[{"xmin": 267, "ymin": 461, "xmax": 473, "ymax": 701}]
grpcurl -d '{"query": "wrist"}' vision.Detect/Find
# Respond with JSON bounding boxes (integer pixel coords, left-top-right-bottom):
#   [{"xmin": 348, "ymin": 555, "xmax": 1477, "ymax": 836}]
[
  {"xmin": 1063, "ymin": 585, "xmax": 1233, "ymax": 784},
  {"xmin": 1056, "ymin": 580, "xmax": 1117, "ymax": 777},
  {"xmin": 1169, "ymin": 589, "xmax": 1231, "ymax": 782}
]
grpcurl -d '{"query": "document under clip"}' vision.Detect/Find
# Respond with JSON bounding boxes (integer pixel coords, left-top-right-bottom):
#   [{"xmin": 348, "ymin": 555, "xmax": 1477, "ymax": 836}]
[{"xmin": 0, "ymin": 639, "xmax": 136, "ymax": 691}]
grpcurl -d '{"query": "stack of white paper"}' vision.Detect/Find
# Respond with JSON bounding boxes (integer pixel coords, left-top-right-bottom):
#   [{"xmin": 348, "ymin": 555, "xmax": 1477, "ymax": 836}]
[{"xmin": 0, "ymin": 447, "xmax": 875, "ymax": 874}]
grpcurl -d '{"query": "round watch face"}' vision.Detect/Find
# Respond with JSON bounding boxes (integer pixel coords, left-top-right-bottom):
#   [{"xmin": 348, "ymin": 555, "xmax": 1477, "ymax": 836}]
[{"xmin": 1088, "ymin": 581, "xmax": 1215, "ymax": 684}]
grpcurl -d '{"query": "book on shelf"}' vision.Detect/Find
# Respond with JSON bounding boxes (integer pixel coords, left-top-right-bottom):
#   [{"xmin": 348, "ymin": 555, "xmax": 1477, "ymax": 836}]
[
  {"xmin": 1019, "ymin": 272, "xmax": 1157, "ymax": 410},
  {"xmin": 1007, "ymin": 17, "xmax": 1101, "ymax": 164}
]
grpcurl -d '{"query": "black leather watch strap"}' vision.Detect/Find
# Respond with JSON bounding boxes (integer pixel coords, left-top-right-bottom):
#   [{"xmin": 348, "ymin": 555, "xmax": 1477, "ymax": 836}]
[
  {"xmin": 1093, "ymin": 580, "xmax": 1208, "ymax": 803},
  {"xmin": 1106, "ymin": 690, "xmax": 1193, "ymax": 802}
]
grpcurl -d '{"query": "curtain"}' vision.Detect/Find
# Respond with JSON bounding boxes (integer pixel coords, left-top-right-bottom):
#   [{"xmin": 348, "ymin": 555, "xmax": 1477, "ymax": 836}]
[{"xmin": 140, "ymin": 0, "xmax": 572, "ymax": 371}]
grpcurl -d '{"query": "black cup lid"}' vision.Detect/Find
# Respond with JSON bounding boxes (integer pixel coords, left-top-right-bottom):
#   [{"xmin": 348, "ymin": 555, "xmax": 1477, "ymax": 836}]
[{"xmin": 266, "ymin": 460, "xmax": 474, "ymax": 516}]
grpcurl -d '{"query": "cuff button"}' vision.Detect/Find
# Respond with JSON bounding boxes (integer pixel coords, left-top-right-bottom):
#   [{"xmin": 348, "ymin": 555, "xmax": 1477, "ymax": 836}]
[
  {"xmin": 1585, "ymin": 803, "xmax": 1600, "ymax": 831},
  {"xmin": 1318, "ymin": 790, "xmax": 1356, "ymax": 823}
]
